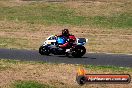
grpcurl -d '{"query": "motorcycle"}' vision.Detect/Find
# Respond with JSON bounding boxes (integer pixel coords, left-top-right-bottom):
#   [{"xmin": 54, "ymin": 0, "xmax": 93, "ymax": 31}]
[{"xmin": 39, "ymin": 35, "xmax": 88, "ymax": 57}]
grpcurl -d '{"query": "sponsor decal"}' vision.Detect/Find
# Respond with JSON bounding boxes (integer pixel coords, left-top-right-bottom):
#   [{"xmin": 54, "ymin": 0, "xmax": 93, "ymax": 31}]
[{"xmin": 76, "ymin": 67, "xmax": 131, "ymax": 85}]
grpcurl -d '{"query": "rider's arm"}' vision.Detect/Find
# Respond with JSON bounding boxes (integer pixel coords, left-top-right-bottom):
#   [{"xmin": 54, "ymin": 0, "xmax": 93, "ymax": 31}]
[{"xmin": 59, "ymin": 42, "xmax": 69, "ymax": 48}]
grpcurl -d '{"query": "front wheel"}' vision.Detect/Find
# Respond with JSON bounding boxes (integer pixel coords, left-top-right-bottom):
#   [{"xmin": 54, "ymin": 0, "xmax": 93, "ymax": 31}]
[
  {"xmin": 71, "ymin": 45, "xmax": 86, "ymax": 58},
  {"xmin": 39, "ymin": 45, "xmax": 50, "ymax": 55}
]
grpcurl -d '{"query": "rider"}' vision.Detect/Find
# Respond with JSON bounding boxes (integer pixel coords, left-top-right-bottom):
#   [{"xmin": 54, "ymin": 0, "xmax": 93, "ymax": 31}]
[
  {"xmin": 56, "ymin": 28, "xmax": 77, "ymax": 49},
  {"xmin": 59, "ymin": 35, "xmax": 76, "ymax": 49}
]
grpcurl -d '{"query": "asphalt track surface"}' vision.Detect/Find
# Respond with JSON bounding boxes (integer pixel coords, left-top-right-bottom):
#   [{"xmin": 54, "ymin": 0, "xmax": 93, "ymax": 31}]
[{"xmin": 0, "ymin": 48, "xmax": 132, "ymax": 67}]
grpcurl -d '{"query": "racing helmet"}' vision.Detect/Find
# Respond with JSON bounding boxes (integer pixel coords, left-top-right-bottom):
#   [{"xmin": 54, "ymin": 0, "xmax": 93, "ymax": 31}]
[{"xmin": 62, "ymin": 29, "xmax": 69, "ymax": 36}]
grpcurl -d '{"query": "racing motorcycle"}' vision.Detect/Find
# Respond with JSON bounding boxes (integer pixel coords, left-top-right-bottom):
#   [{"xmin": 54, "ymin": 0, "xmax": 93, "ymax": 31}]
[{"xmin": 39, "ymin": 35, "xmax": 88, "ymax": 57}]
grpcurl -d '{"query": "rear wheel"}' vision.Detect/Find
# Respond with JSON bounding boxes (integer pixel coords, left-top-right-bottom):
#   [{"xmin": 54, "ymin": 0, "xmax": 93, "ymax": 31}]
[
  {"xmin": 71, "ymin": 45, "xmax": 86, "ymax": 58},
  {"xmin": 39, "ymin": 46, "xmax": 50, "ymax": 55}
]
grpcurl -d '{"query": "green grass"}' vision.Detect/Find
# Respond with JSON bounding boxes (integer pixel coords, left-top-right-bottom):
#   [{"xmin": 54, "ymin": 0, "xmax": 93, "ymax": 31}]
[
  {"xmin": 12, "ymin": 81, "xmax": 55, "ymax": 88},
  {"xmin": 83, "ymin": 65, "xmax": 132, "ymax": 73},
  {"xmin": 0, "ymin": 37, "xmax": 29, "ymax": 49},
  {"xmin": 0, "ymin": 3, "xmax": 86, "ymax": 25},
  {"xmin": 0, "ymin": 2, "xmax": 131, "ymax": 28},
  {"xmin": 0, "ymin": 59, "xmax": 21, "ymax": 64},
  {"xmin": 90, "ymin": 14, "xmax": 132, "ymax": 28}
]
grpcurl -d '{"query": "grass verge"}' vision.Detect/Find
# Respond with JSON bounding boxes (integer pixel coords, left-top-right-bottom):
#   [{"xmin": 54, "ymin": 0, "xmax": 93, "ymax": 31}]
[
  {"xmin": 0, "ymin": 1, "xmax": 131, "ymax": 28},
  {"xmin": 0, "ymin": 59, "xmax": 132, "ymax": 88},
  {"xmin": 12, "ymin": 81, "xmax": 54, "ymax": 88}
]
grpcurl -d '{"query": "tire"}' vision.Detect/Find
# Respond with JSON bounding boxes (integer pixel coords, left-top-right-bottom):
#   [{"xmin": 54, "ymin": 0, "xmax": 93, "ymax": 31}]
[
  {"xmin": 65, "ymin": 52, "xmax": 69, "ymax": 57},
  {"xmin": 71, "ymin": 45, "xmax": 86, "ymax": 58},
  {"xmin": 76, "ymin": 75, "xmax": 87, "ymax": 85},
  {"xmin": 39, "ymin": 45, "xmax": 50, "ymax": 55},
  {"xmin": 65, "ymin": 52, "xmax": 71, "ymax": 57}
]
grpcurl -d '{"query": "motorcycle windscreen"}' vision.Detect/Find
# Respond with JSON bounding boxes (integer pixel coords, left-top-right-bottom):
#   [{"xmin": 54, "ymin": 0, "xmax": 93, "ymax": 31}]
[{"xmin": 77, "ymin": 38, "xmax": 87, "ymax": 45}]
